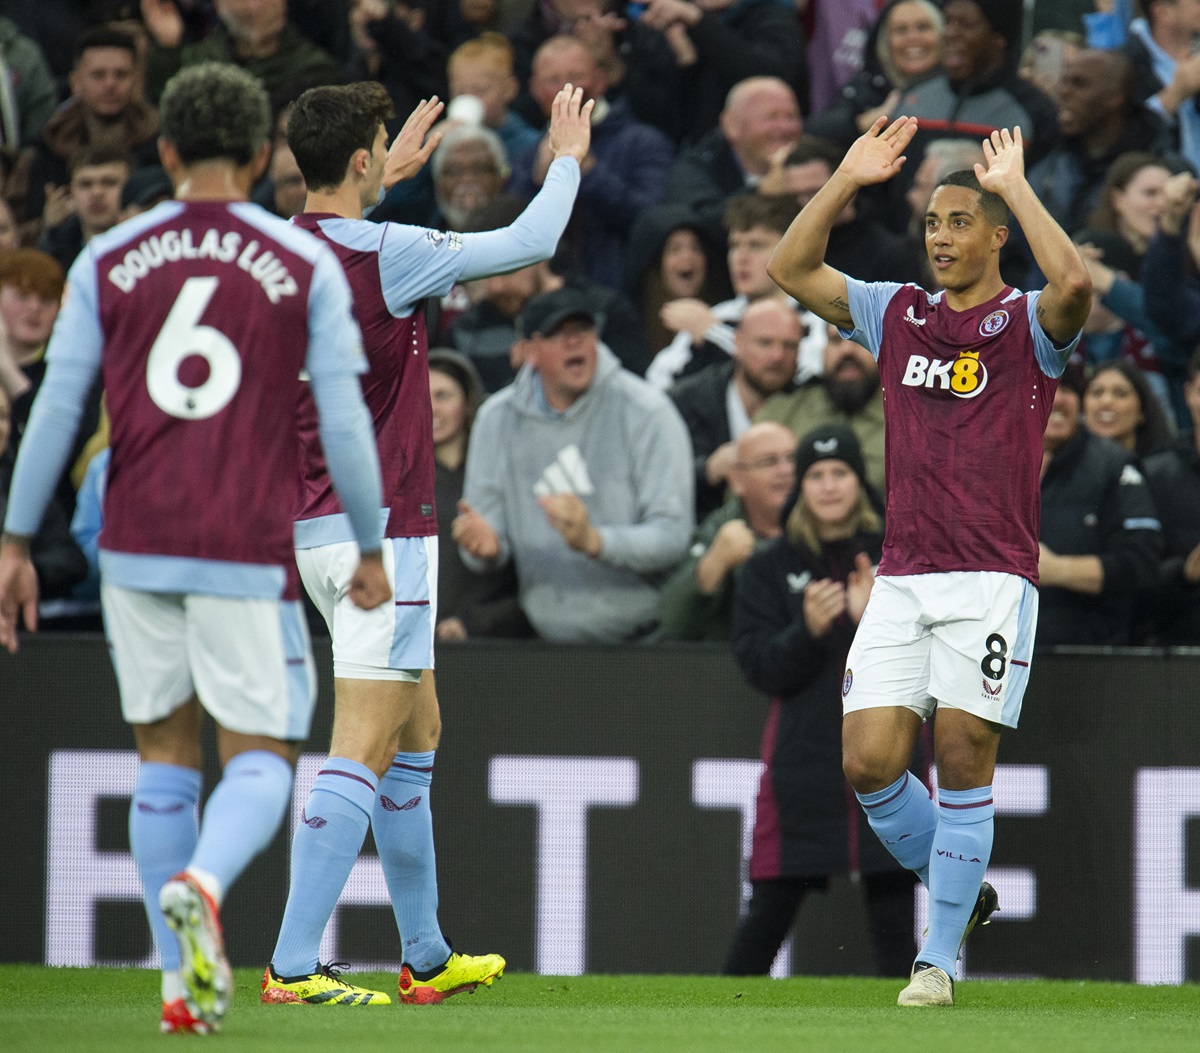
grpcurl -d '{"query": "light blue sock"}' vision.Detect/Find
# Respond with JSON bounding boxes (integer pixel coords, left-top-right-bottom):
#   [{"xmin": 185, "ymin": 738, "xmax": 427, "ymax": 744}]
[
  {"xmin": 271, "ymin": 758, "xmax": 377, "ymax": 976},
  {"xmin": 919, "ymin": 785, "xmax": 995, "ymax": 975},
  {"xmin": 856, "ymin": 771, "xmax": 937, "ymax": 886},
  {"xmin": 129, "ymin": 762, "xmax": 201, "ymax": 971},
  {"xmin": 372, "ymin": 751, "xmax": 451, "ymax": 972},
  {"xmin": 191, "ymin": 750, "xmax": 292, "ymax": 898}
]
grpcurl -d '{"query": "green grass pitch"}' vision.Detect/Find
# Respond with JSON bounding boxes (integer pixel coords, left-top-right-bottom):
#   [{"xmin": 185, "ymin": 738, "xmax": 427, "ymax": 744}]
[{"xmin": 1, "ymin": 967, "xmax": 1197, "ymax": 1053}]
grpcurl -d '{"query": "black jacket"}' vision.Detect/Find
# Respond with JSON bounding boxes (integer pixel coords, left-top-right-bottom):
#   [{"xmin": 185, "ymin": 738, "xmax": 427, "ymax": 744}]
[
  {"xmin": 1039, "ymin": 428, "xmax": 1162, "ymax": 647},
  {"xmin": 669, "ymin": 360, "xmax": 736, "ymax": 520},
  {"xmin": 0, "ymin": 448, "xmax": 87, "ymax": 600},
  {"xmin": 1142, "ymin": 433, "xmax": 1200, "ymax": 644},
  {"xmin": 662, "ymin": 128, "xmax": 749, "ymax": 245},
  {"xmin": 732, "ymin": 527, "xmax": 914, "ymax": 878}
]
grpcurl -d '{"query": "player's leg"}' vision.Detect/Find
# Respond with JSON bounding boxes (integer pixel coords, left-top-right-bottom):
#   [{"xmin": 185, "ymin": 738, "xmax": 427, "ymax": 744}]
[
  {"xmin": 104, "ymin": 585, "xmax": 208, "ymax": 1033},
  {"xmin": 722, "ymin": 877, "xmax": 813, "ymax": 975},
  {"xmin": 841, "ymin": 577, "xmax": 937, "ymax": 884}
]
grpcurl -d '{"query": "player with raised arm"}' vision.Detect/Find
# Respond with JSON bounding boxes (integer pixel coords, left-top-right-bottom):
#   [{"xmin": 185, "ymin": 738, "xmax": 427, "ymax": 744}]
[
  {"xmin": 260, "ymin": 81, "xmax": 592, "ymax": 1007},
  {"xmin": 0, "ymin": 63, "xmax": 391, "ymax": 1034},
  {"xmin": 767, "ymin": 118, "xmax": 1091, "ymax": 1006}
]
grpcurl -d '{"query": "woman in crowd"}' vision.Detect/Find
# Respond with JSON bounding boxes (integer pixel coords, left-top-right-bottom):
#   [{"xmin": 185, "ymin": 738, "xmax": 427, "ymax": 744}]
[
  {"xmin": 1083, "ymin": 360, "xmax": 1174, "ymax": 461},
  {"xmin": 725, "ymin": 424, "xmax": 917, "ymax": 977},
  {"xmin": 806, "ymin": 0, "xmax": 943, "ymax": 148},
  {"xmin": 430, "ymin": 348, "xmax": 532, "ymax": 641},
  {"xmin": 1087, "ymin": 153, "xmax": 1175, "ymax": 274}
]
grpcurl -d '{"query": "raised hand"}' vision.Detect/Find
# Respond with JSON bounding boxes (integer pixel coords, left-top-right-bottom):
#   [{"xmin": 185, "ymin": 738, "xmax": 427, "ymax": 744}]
[
  {"xmin": 452, "ymin": 499, "xmax": 500, "ymax": 560},
  {"xmin": 140, "ymin": 0, "xmax": 185, "ymax": 48},
  {"xmin": 382, "ymin": 97, "xmax": 445, "ymax": 190},
  {"xmin": 973, "ymin": 126, "xmax": 1026, "ymax": 201},
  {"xmin": 836, "ymin": 115, "xmax": 918, "ymax": 189},
  {"xmin": 537, "ymin": 492, "xmax": 600, "ymax": 555},
  {"xmin": 802, "ymin": 578, "xmax": 846, "ymax": 638},
  {"xmin": 547, "ymin": 84, "xmax": 595, "ymax": 164},
  {"xmin": 1160, "ymin": 170, "xmax": 1199, "ymax": 236}
]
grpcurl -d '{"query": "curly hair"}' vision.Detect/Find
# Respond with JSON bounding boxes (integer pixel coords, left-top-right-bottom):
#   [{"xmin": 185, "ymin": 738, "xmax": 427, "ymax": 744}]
[{"xmin": 158, "ymin": 63, "xmax": 271, "ymax": 167}]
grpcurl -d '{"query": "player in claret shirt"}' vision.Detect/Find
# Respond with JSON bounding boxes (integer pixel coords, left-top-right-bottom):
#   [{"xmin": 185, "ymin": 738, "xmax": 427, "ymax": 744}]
[
  {"xmin": 766, "ymin": 117, "xmax": 1091, "ymax": 1006},
  {"xmin": 0, "ymin": 63, "xmax": 391, "ymax": 1033}
]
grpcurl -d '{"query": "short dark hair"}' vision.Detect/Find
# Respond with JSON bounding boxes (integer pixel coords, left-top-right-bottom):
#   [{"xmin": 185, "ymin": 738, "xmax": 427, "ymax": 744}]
[
  {"xmin": 930, "ymin": 170, "xmax": 1009, "ymax": 225},
  {"xmin": 68, "ymin": 145, "xmax": 134, "ymax": 178},
  {"xmin": 723, "ymin": 193, "xmax": 800, "ymax": 236},
  {"xmin": 783, "ymin": 137, "xmax": 843, "ymax": 173},
  {"xmin": 73, "ymin": 25, "xmax": 137, "ymax": 66},
  {"xmin": 159, "ymin": 63, "xmax": 271, "ymax": 167},
  {"xmin": 287, "ymin": 82, "xmax": 395, "ymax": 192}
]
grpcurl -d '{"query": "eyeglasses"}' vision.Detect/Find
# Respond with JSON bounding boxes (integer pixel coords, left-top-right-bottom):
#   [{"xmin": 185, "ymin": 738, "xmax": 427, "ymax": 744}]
[{"xmin": 736, "ymin": 452, "xmax": 795, "ymax": 471}]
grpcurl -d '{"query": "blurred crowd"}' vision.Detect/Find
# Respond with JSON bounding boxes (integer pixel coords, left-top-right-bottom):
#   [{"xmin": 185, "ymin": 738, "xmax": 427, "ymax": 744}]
[{"xmin": 4, "ymin": 0, "xmax": 1200, "ymax": 654}]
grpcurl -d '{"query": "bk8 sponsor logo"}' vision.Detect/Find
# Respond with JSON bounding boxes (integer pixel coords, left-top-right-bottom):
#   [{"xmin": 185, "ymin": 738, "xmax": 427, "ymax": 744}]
[{"xmin": 901, "ymin": 350, "xmax": 987, "ymax": 398}]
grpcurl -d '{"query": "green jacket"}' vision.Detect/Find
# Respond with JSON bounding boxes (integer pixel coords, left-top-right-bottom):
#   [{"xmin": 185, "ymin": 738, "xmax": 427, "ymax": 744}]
[
  {"xmin": 145, "ymin": 23, "xmax": 338, "ymax": 106},
  {"xmin": 658, "ymin": 498, "xmax": 764, "ymax": 642},
  {"xmin": 755, "ymin": 382, "xmax": 887, "ymax": 494},
  {"xmin": 0, "ymin": 17, "xmax": 56, "ymax": 146}
]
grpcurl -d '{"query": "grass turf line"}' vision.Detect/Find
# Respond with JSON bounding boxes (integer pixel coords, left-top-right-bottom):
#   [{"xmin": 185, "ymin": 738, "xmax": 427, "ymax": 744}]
[{"xmin": 1, "ymin": 967, "xmax": 1197, "ymax": 1053}]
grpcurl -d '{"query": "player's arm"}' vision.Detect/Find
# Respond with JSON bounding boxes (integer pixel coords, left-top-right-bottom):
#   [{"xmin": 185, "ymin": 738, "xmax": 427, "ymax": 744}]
[
  {"xmin": 768, "ymin": 115, "xmax": 917, "ymax": 327},
  {"xmin": 975, "ymin": 128, "xmax": 1091, "ymax": 347}
]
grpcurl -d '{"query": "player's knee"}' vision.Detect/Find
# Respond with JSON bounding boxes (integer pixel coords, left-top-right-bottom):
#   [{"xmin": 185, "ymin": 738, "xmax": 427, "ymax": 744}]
[{"xmin": 842, "ymin": 742, "xmax": 895, "ymax": 794}]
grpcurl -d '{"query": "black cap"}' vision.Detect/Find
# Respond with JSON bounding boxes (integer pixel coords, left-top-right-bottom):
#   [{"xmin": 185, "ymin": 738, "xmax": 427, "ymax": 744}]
[
  {"xmin": 121, "ymin": 166, "xmax": 172, "ymax": 210},
  {"xmin": 518, "ymin": 287, "xmax": 596, "ymax": 339},
  {"xmin": 968, "ymin": 0, "xmax": 1023, "ymax": 45},
  {"xmin": 793, "ymin": 424, "xmax": 867, "ymax": 486}
]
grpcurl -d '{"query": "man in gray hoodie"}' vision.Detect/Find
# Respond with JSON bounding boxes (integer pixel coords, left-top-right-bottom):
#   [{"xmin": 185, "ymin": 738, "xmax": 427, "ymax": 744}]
[{"xmin": 455, "ymin": 286, "xmax": 694, "ymax": 641}]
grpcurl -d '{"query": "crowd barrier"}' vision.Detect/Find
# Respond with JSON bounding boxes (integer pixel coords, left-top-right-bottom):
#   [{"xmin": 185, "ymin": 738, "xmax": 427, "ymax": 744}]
[{"xmin": 4, "ymin": 636, "xmax": 1199, "ymax": 982}]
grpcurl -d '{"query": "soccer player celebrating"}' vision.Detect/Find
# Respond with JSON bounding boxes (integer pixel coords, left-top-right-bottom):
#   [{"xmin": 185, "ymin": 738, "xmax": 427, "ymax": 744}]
[
  {"xmin": 261, "ymin": 82, "xmax": 592, "ymax": 1005},
  {"xmin": 767, "ymin": 119, "xmax": 1091, "ymax": 1006},
  {"xmin": 0, "ymin": 64, "xmax": 391, "ymax": 1033}
]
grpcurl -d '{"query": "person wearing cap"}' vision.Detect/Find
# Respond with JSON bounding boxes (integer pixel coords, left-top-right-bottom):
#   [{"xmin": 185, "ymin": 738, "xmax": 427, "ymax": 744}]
[
  {"xmin": 455, "ymin": 285, "xmax": 694, "ymax": 642},
  {"xmin": 767, "ymin": 104, "xmax": 1091, "ymax": 1004},
  {"xmin": 726, "ymin": 423, "xmax": 920, "ymax": 977},
  {"xmin": 658, "ymin": 421, "xmax": 797, "ymax": 641}
]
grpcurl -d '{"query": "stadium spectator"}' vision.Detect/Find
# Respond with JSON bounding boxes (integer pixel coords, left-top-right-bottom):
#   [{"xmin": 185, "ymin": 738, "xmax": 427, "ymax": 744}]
[
  {"xmin": 1026, "ymin": 49, "xmax": 1168, "ymax": 237},
  {"xmin": 658, "ymin": 420, "xmax": 796, "ymax": 641},
  {"xmin": 625, "ymin": 204, "xmax": 731, "ymax": 364},
  {"xmin": 663, "ymin": 76, "xmax": 803, "ymax": 240},
  {"xmin": 1085, "ymin": 152, "xmax": 1178, "ymax": 273},
  {"xmin": 23, "ymin": 26, "xmax": 158, "ymax": 224},
  {"xmin": 1142, "ymin": 348, "xmax": 1200, "ymax": 643},
  {"xmin": 267, "ymin": 140, "xmax": 306, "ymax": 219},
  {"xmin": 0, "ymin": 60, "xmax": 391, "ymax": 1036},
  {"xmin": 1016, "ymin": 29, "xmax": 1084, "ymax": 103},
  {"xmin": 456, "ymin": 285, "xmax": 694, "ymax": 642},
  {"xmin": 620, "ymin": 0, "xmax": 807, "ymax": 147},
  {"xmin": 757, "ymin": 322, "xmax": 886, "ymax": 494},
  {"xmin": 0, "ymin": 248, "xmax": 67, "ymax": 445},
  {"xmin": 1082, "ymin": 359, "xmax": 1174, "ymax": 459},
  {"xmin": 269, "ymin": 82, "xmax": 591, "ymax": 1005},
  {"xmin": 760, "ymin": 137, "xmax": 921, "ymax": 284},
  {"xmin": 669, "ymin": 298, "xmax": 800, "ymax": 520},
  {"xmin": 1039, "ymin": 363, "xmax": 1163, "ymax": 647},
  {"xmin": 429, "ymin": 348, "xmax": 532, "ymax": 641},
  {"xmin": 38, "ymin": 146, "xmax": 132, "ymax": 271},
  {"xmin": 0, "ymin": 199, "xmax": 19, "ymax": 253},
  {"xmin": 885, "ymin": 0, "xmax": 1059, "ymax": 201},
  {"xmin": 0, "ymin": 384, "xmax": 86, "ymax": 602},
  {"xmin": 806, "ymin": 0, "xmax": 944, "ymax": 149},
  {"xmin": 1073, "ymin": 228, "xmax": 1183, "ymax": 427},
  {"xmin": 1142, "ymin": 166, "xmax": 1200, "ymax": 423},
  {"xmin": 768, "ymin": 115, "xmax": 1091, "ymax": 1006},
  {"xmin": 725, "ymin": 423, "xmax": 918, "ymax": 978},
  {"xmin": 0, "ymin": 15, "xmax": 56, "ymax": 148},
  {"xmin": 511, "ymin": 34, "xmax": 674, "ymax": 289},
  {"xmin": 141, "ymin": 0, "xmax": 339, "ymax": 106},
  {"xmin": 646, "ymin": 194, "xmax": 806, "ymax": 390},
  {"xmin": 449, "ymin": 194, "xmax": 651, "ymax": 390},
  {"xmin": 447, "ymin": 32, "xmax": 540, "ymax": 166},
  {"xmin": 344, "ymin": 0, "xmax": 448, "ymax": 122},
  {"xmin": 1124, "ymin": 0, "xmax": 1200, "ymax": 174}
]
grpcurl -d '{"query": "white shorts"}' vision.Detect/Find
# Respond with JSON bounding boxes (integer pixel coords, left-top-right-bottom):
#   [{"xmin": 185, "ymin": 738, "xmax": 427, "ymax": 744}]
[
  {"xmin": 101, "ymin": 584, "xmax": 317, "ymax": 738},
  {"xmin": 841, "ymin": 571, "xmax": 1038, "ymax": 728},
  {"xmin": 296, "ymin": 535, "xmax": 437, "ymax": 681}
]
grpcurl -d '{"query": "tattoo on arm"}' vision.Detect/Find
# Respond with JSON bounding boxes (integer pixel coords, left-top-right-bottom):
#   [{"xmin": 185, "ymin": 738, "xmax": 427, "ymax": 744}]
[
  {"xmin": 831, "ymin": 297, "xmax": 850, "ymax": 313},
  {"xmin": 1037, "ymin": 303, "xmax": 1046, "ymax": 320}
]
